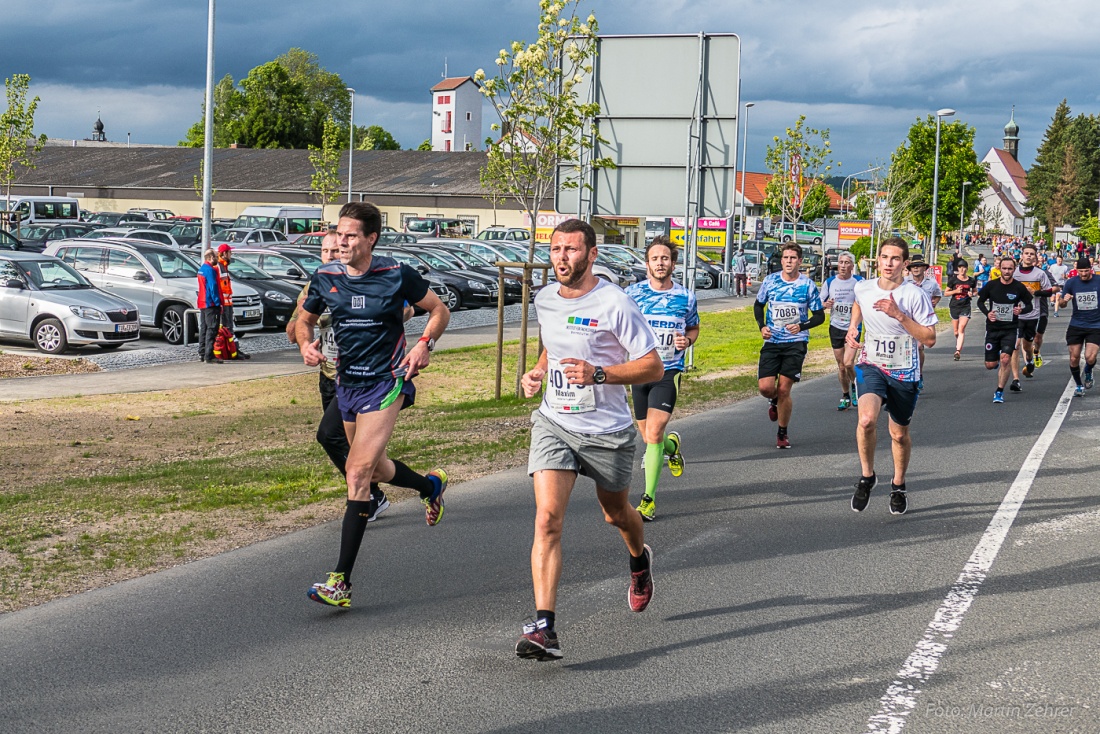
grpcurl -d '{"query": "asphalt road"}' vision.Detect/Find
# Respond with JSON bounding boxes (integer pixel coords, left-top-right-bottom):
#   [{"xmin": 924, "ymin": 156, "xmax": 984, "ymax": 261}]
[{"xmin": 2, "ymin": 313, "xmax": 1099, "ymax": 733}]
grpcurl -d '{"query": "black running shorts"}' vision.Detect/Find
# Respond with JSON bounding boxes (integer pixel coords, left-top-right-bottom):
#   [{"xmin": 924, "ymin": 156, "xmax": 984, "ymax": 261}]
[
  {"xmin": 1017, "ymin": 319, "xmax": 1038, "ymax": 342},
  {"xmin": 949, "ymin": 302, "xmax": 972, "ymax": 320},
  {"xmin": 631, "ymin": 369, "xmax": 681, "ymax": 420},
  {"xmin": 985, "ymin": 328, "xmax": 1018, "ymax": 363},
  {"xmin": 855, "ymin": 363, "xmax": 920, "ymax": 427},
  {"xmin": 829, "ymin": 324, "xmax": 858, "ymax": 351},
  {"xmin": 1037, "ymin": 315, "xmax": 1048, "ymax": 335},
  {"xmin": 1066, "ymin": 325, "xmax": 1100, "ymax": 347},
  {"xmin": 758, "ymin": 341, "xmax": 808, "ymax": 381}
]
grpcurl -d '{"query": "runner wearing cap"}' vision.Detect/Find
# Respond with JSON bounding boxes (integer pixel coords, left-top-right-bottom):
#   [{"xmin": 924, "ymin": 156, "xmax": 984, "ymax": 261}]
[
  {"xmin": 821, "ymin": 251, "xmax": 863, "ymax": 410},
  {"xmin": 1058, "ymin": 257, "xmax": 1100, "ymax": 397},
  {"xmin": 904, "ymin": 254, "xmax": 941, "ymax": 389},
  {"xmin": 847, "ymin": 237, "xmax": 938, "ymax": 515},
  {"xmin": 976, "ymin": 257, "xmax": 1033, "ymax": 403}
]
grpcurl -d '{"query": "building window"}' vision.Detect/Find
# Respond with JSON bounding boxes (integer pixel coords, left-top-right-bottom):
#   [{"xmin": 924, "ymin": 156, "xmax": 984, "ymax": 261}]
[
  {"xmin": 466, "ymin": 112, "xmax": 472, "ymax": 121},
  {"xmin": 443, "ymin": 111, "xmax": 452, "ymax": 133},
  {"xmin": 444, "ymin": 140, "xmax": 451, "ymax": 152},
  {"xmin": 437, "ymin": 95, "xmax": 450, "ymax": 104}
]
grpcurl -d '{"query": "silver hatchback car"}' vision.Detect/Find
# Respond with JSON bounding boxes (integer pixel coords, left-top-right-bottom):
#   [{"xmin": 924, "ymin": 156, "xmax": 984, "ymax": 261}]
[{"xmin": 0, "ymin": 251, "xmax": 141, "ymax": 354}]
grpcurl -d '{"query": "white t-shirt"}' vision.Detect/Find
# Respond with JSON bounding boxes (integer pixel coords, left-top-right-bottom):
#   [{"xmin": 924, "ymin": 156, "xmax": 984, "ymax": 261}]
[
  {"xmin": 821, "ymin": 274, "xmax": 863, "ymax": 329},
  {"xmin": 535, "ymin": 279, "xmax": 658, "ymax": 434},
  {"xmin": 905, "ymin": 275, "xmax": 943, "ymax": 301},
  {"xmin": 854, "ymin": 279, "xmax": 938, "ymax": 382}
]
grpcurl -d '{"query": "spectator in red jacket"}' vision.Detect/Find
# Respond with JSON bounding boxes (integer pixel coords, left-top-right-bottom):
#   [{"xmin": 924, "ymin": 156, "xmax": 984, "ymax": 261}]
[{"xmin": 197, "ymin": 249, "xmax": 223, "ymax": 363}]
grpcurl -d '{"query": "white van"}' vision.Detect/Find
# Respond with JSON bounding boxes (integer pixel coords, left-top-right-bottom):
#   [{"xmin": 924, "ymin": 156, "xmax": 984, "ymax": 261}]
[
  {"xmin": 233, "ymin": 206, "xmax": 323, "ymax": 236},
  {"xmin": 1, "ymin": 196, "xmax": 82, "ymax": 226}
]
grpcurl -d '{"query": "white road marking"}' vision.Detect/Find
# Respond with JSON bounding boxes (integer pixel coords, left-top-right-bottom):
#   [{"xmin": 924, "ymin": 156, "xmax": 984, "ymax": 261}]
[{"xmin": 866, "ymin": 379, "xmax": 1077, "ymax": 734}]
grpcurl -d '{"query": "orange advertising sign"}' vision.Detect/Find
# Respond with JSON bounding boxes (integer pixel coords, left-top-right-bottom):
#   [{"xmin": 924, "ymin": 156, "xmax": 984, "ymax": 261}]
[{"xmin": 838, "ymin": 221, "xmax": 872, "ymax": 242}]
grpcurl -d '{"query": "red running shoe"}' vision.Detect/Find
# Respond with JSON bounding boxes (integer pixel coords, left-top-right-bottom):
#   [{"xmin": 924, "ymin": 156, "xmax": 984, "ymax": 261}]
[
  {"xmin": 767, "ymin": 399, "xmax": 778, "ymax": 422},
  {"xmin": 776, "ymin": 434, "xmax": 791, "ymax": 450},
  {"xmin": 628, "ymin": 544, "xmax": 654, "ymax": 612},
  {"xmin": 515, "ymin": 621, "xmax": 562, "ymax": 661}
]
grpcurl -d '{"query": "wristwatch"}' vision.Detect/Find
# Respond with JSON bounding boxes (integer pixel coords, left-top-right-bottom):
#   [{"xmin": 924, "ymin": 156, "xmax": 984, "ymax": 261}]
[
  {"xmin": 418, "ymin": 336, "xmax": 435, "ymax": 352},
  {"xmin": 593, "ymin": 366, "xmax": 606, "ymax": 384}
]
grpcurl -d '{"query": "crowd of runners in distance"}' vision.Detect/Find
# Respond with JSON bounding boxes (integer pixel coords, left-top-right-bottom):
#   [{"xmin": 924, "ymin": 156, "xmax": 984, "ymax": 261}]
[{"xmin": 287, "ymin": 204, "xmax": 1099, "ymax": 661}]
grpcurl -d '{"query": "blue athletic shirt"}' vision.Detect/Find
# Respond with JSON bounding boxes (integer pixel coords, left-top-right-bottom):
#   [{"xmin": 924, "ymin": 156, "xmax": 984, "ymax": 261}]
[
  {"xmin": 302, "ymin": 257, "xmax": 430, "ymax": 387},
  {"xmin": 1062, "ymin": 275, "xmax": 1100, "ymax": 329},
  {"xmin": 756, "ymin": 272, "xmax": 823, "ymax": 343},
  {"xmin": 625, "ymin": 280, "xmax": 700, "ymax": 372}
]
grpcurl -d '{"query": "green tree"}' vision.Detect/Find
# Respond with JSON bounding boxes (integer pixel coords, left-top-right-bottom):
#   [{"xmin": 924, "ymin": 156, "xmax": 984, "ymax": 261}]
[
  {"xmin": 309, "ymin": 116, "xmax": 343, "ymax": 206},
  {"xmin": 853, "ymin": 189, "xmax": 873, "ymax": 220},
  {"xmin": 762, "ymin": 116, "xmax": 838, "ymax": 226},
  {"xmin": 1064, "ymin": 113, "xmax": 1100, "ymax": 219},
  {"xmin": 416, "ymin": 139, "xmax": 433, "ymax": 151},
  {"xmin": 275, "ymin": 48, "xmax": 351, "ymax": 144},
  {"xmin": 355, "ymin": 125, "xmax": 401, "ymax": 151},
  {"xmin": 1078, "ymin": 213, "xmax": 1100, "ymax": 245},
  {"xmin": 1, "ymin": 74, "xmax": 47, "ymax": 210},
  {"xmin": 234, "ymin": 62, "xmax": 312, "ymax": 149},
  {"xmin": 1027, "ymin": 99, "xmax": 1072, "ymax": 232},
  {"xmin": 848, "ymin": 235, "xmax": 872, "ymax": 261},
  {"xmin": 888, "ymin": 115, "xmax": 986, "ymax": 239},
  {"xmin": 179, "ymin": 74, "xmax": 244, "ymax": 148}
]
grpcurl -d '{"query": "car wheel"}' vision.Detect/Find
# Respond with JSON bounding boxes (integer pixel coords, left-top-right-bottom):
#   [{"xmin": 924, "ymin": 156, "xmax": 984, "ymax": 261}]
[
  {"xmin": 442, "ymin": 286, "xmax": 462, "ymax": 311},
  {"xmin": 697, "ymin": 272, "xmax": 715, "ymax": 289},
  {"xmin": 34, "ymin": 318, "xmax": 68, "ymax": 355},
  {"xmin": 98, "ymin": 343, "xmax": 124, "ymax": 350},
  {"xmin": 813, "ymin": 237, "xmax": 822, "ymax": 245},
  {"xmin": 161, "ymin": 304, "xmax": 186, "ymax": 344}
]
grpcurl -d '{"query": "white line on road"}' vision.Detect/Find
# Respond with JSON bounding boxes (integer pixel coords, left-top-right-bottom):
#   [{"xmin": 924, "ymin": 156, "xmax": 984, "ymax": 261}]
[{"xmin": 866, "ymin": 379, "xmax": 1077, "ymax": 734}]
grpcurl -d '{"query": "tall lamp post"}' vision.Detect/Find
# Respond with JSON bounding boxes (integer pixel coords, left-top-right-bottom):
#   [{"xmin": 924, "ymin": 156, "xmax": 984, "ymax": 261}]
[
  {"xmin": 736, "ymin": 101, "xmax": 755, "ymax": 252},
  {"xmin": 200, "ymin": 0, "xmax": 216, "ymax": 250},
  {"xmin": 929, "ymin": 107, "xmax": 955, "ymax": 265},
  {"xmin": 346, "ymin": 87, "xmax": 355, "ymax": 204},
  {"xmin": 959, "ymin": 180, "xmax": 972, "ymax": 245}
]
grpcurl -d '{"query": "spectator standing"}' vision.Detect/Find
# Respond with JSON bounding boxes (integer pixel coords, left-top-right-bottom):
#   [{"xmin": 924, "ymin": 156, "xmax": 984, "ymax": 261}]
[
  {"xmin": 197, "ymin": 249, "xmax": 223, "ymax": 364},
  {"xmin": 731, "ymin": 248, "xmax": 749, "ymax": 297}
]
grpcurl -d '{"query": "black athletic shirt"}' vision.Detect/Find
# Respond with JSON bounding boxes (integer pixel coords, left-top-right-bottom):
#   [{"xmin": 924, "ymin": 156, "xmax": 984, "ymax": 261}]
[
  {"xmin": 976, "ymin": 278, "xmax": 1033, "ymax": 330},
  {"xmin": 302, "ymin": 257, "xmax": 430, "ymax": 387},
  {"xmin": 947, "ymin": 273, "xmax": 975, "ymax": 307}
]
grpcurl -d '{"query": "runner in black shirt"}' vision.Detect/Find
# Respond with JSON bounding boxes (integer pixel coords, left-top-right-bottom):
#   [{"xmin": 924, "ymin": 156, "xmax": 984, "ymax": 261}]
[
  {"xmin": 295, "ymin": 201, "xmax": 451, "ymax": 608},
  {"xmin": 976, "ymin": 257, "xmax": 1033, "ymax": 403},
  {"xmin": 944, "ymin": 259, "xmax": 975, "ymax": 361}
]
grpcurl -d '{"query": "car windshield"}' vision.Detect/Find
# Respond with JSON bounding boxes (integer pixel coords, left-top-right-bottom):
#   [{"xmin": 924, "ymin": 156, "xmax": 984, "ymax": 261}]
[
  {"xmin": 599, "ymin": 250, "xmax": 634, "ymax": 265},
  {"xmin": 0, "ymin": 229, "xmax": 19, "ymax": 247},
  {"xmin": 387, "ymin": 252, "xmax": 426, "ymax": 269},
  {"xmin": 221, "ymin": 230, "xmax": 251, "ymax": 243},
  {"xmin": 531, "ymin": 248, "xmax": 552, "ymax": 263},
  {"xmin": 498, "ymin": 244, "xmax": 529, "ymax": 261},
  {"xmin": 413, "ymin": 251, "xmax": 454, "ymax": 270},
  {"xmin": 447, "ymin": 249, "xmax": 492, "ymax": 267},
  {"xmin": 143, "ymin": 250, "xmax": 199, "ymax": 279},
  {"xmin": 608, "ymin": 247, "xmax": 644, "ymax": 264},
  {"xmin": 424, "ymin": 250, "xmax": 464, "ymax": 268},
  {"xmin": 406, "ymin": 220, "xmax": 436, "ymax": 233},
  {"xmin": 282, "ymin": 252, "xmax": 322, "ymax": 272},
  {"xmin": 16, "ymin": 259, "xmax": 92, "ymax": 289},
  {"xmin": 479, "ymin": 229, "xmax": 507, "ymax": 240},
  {"xmin": 17, "ymin": 225, "xmax": 52, "ymax": 239},
  {"xmin": 226, "ymin": 259, "xmax": 272, "ymax": 279}
]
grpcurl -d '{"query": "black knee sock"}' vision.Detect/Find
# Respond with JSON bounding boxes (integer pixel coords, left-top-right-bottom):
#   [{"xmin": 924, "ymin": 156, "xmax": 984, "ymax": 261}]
[
  {"xmin": 1071, "ymin": 366, "xmax": 1082, "ymax": 386},
  {"xmin": 334, "ymin": 499, "xmax": 372, "ymax": 580},
  {"xmin": 370, "ymin": 482, "xmax": 381, "ymax": 501},
  {"xmin": 629, "ymin": 550, "xmax": 650, "ymax": 573},
  {"xmin": 535, "ymin": 609, "xmax": 555, "ymax": 630},
  {"xmin": 777, "ymin": 425, "xmax": 788, "ymax": 438},
  {"xmin": 389, "ymin": 459, "xmax": 434, "ymax": 499}
]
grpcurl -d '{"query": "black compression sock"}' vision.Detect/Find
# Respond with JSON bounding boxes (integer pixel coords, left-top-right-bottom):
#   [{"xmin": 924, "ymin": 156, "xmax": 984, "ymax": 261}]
[
  {"xmin": 535, "ymin": 610, "xmax": 555, "ymax": 630},
  {"xmin": 389, "ymin": 459, "xmax": 434, "ymax": 499},
  {"xmin": 334, "ymin": 499, "xmax": 372, "ymax": 579},
  {"xmin": 777, "ymin": 425, "xmax": 788, "ymax": 438},
  {"xmin": 843, "ymin": 392, "xmax": 851, "ymax": 399},
  {"xmin": 891, "ymin": 482, "xmax": 906, "ymax": 492},
  {"xmin": 629, "ymin": 550, "xmax": 650, "ymax": 573},
  {"xmin": 1071, "ymin": 367, "xmax": 1082, "ymax": 386},
  {"xmin": 370, "ymin": 482, "xmax": 381, "ymax": 502}
]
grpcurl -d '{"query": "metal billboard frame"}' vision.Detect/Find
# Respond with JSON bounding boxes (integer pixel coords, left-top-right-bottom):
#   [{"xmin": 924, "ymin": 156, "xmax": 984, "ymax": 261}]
[{"xmin": 556, "ymin": 33, "xmax": 742, "ymax": 292}]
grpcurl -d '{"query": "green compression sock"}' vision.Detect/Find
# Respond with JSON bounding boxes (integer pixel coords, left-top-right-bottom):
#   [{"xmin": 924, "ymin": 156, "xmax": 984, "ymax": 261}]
[
  {"xmin": 663, "ymin": 433, "xmax": 678, "ymax": 455},
  {"xmin": 644, "ymin": 441, "xmax": 664, "ymax": 499}
]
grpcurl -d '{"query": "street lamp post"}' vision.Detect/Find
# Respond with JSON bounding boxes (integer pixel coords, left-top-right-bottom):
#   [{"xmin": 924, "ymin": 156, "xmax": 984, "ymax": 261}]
[
  {"xmin": 200, "ymin": 0, "xmax": 216, "ymax": 250},
  {"xmin": 840, "ymin": 166, "xmax": 883, "ymax": 217},
  {"xmin": 346, "ymin": 87, "xmax": 355, "ymax": 204},
  {"xmin": 959, "ymin": 180, "xmax": 972, "ymax": 244},
  {"xmin": 929, "ymin": 107, "xmax": 955, "ymax": 266},
  {"xmin": 736, "ymin": 102, "xmax": 755, "ymax": 252}
]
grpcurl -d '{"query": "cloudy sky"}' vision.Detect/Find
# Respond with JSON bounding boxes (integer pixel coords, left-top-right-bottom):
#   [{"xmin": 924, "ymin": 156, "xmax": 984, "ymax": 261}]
[{"xmin": 4, "ymin": 0, "xmax": 1097, "ymax": 173}]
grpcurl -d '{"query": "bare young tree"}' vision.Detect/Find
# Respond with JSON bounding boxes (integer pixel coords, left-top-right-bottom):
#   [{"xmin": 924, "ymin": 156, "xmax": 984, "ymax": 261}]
[{"xmin": 1, "ymin": 74, "xmax": 47, "ymax": 213}]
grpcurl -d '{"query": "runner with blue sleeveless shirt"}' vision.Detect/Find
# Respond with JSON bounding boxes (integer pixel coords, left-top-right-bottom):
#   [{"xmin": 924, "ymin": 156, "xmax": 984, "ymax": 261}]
[
  {"xmin": 294, "ymin": 201, "xmax": 451, "ymax": 608},
  {"xmin": 847, "ymin": 237, "xmax": 938, "ymax": 515},
  {"xmin": 821, "ymin": 251, "xmax": 863, "ymax": 410},
  {"xmin": 754, "ymin": 242, "xmax": 826, "ymax": 449},
  {"xmin": 625, "ymin": 236, "xmax": 700, "ymax": 521}
]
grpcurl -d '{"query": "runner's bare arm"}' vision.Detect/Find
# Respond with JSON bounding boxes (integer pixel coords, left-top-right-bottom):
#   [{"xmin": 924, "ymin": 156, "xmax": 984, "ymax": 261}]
[
  {"xmin": 293, "ymin": 308, "xmax": 324, "ymax": 365},
  {"xmin": 400, "ymin": 289, "xmax": 451, "ymax": 377},
  {"xmin": 845, "ymin": 302, "xmax": 864, "ymax": 349},
  {"xmin": 521, "ymin": 349, "xmax": 548, "ymax": 397},
  {"xmin": 286, "ymin": 289, "xmax": 308, "ymax": 344}
]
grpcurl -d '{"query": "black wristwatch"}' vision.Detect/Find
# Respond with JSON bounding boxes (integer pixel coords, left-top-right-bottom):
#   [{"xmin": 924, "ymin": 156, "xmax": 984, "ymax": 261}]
[{"xmin": 593, "ymin": 366, "xmax": 607, "ymax": 385}]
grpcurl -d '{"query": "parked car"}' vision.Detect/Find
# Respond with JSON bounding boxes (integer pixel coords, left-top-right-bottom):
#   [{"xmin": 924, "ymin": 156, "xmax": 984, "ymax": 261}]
[
  {"xmin": 86, "ymin": 211, "xmax": 149, "ymax": 227},
  {"xmin": 774, "ymin": 222, "xmax": 824, "ymax": 245},
  {"xmin": 127, "ymin": 208, "xmax": 175, "ymax": 220},
  {"xmin": 374, "ymin": 247, "xmax": 498, "ymax": 311},
  {"xmin": 111, "ymin": 229, "xmax": 184, "ymax": 249},
  {"xmin": 12, "ymin": 223, "xmax": 100, "ymax": 252},
  {"xmin": 212, "ymin": 228, "xmax": 290, "ymax": 247},
  {"xmin": 445, "ymin": 238, "xmax": 546, "ymax": 285},
  {"xmin": 476, "ymin": 226, "xmax": 531, "ymax": 243},
  {"xmin": 230, "ymin": 247, "xmax": 324, "ymax": 288},
  {"xmin": 44, "ymin": 239, "xmax": 264, "ymax": 344},
  {"xmin": 378, "ymin": 232, "xmax": 419, "ymax": 246},
  {"xmin": 404, "ymin": 217, "xmax": 471, "ymax": 238},
  {"xmin": 410, "ymin": 241, "xmax": 524, "ymax": 304},
  {"xmin": 0, "ymin": 228, "xmax": 21, "ymax": 251},
  {"xmin": 166, "ymin": 221, "xmax": 230, "ymax": 248},
  {"xmin": 289, "ymin": 231, "xmax": 330, "ymax": 247},
  {"xmin": 137, "ymin": 221, "xmax": 178, "ymax": 233},
  {"xmin": 533, "ymin": 245, "xmax": 636, "ymax": 288},
  {"xmin": 0, "ymin": 251, "xmax": 141, "ymax": 354},
  {"xmin": 215, "ymin": 257, "xmax": 301, "ymax": 329}
]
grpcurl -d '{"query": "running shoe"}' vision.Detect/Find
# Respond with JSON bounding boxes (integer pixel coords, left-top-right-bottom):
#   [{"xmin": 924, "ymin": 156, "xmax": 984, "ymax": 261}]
[
  {"xmin": 838, "ymin": 396, "xmax": 851, "ymax": 411},
  {"xmin": 423, "ymin": 469, "xmax": 448, "ymax": 526},
  {"xmin": 953, "ymin": 350, "xmax": 961, "ymax": 361},
  {"xmin": 852, "ymin": 474, "xmax": 876, "ymax": 512},
  {"xmin": 1074, "ymin": 385, "xmax": 1086, "ymax": 397},
  {"xmin": 665, "ymin": 431, "xmax": 685, "ymax": 477},
  {"xmin": 1034, "ymin": 352, "xmax": 1043, "ymax": 368},
  {"xmin": 993, "ymin": 390, "xmax": 1004, "ymax": 404},
  {"xmin": 367, "ymin": 489, "xmax": 390, "ymax": 523},
  {"xmin": 767, "ymin": 399, "xmax": 778, "ymax": 422},
  {"xmin": 1024, "ymin": 361, "xmax": 1035, "ymax": 378},
  {"xmin": 636, "ymin": 494, "xmax": 656, "ymax": 522},
  {"xmin": 776, "ymin": 433, "xmax": 791, "ymax": 450},
  {"xmin": 308, "ymin": 572, "xmax": 351, "ymax": 608},
  {"xmin": 850, "ymin": 384, "xmax": 858, "ymax": 407},
  {"xmin": 889, "ymin": 486, "xmax": 908, "ymax": 515},
  {"xmin": 628, "ymin": 544, "xmax": 654, "ymax": 613},
  {"xmin": 1010, "ymin": 379, "xmax": 1022, "ymax": 393},
  {"xmin": 1085, "ymin": 367, "xmax": 1095, "ymax": 389},
  {"xmin": 515, "ymin": 620, "xmax": 562, "ymax": 661}
]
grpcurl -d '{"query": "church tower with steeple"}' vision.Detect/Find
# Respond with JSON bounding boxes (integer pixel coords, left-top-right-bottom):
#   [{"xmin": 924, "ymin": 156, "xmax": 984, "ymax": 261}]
[{"xmin": 1003, "ymin": 106, "xmax": 1020, "ymax": 162}]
